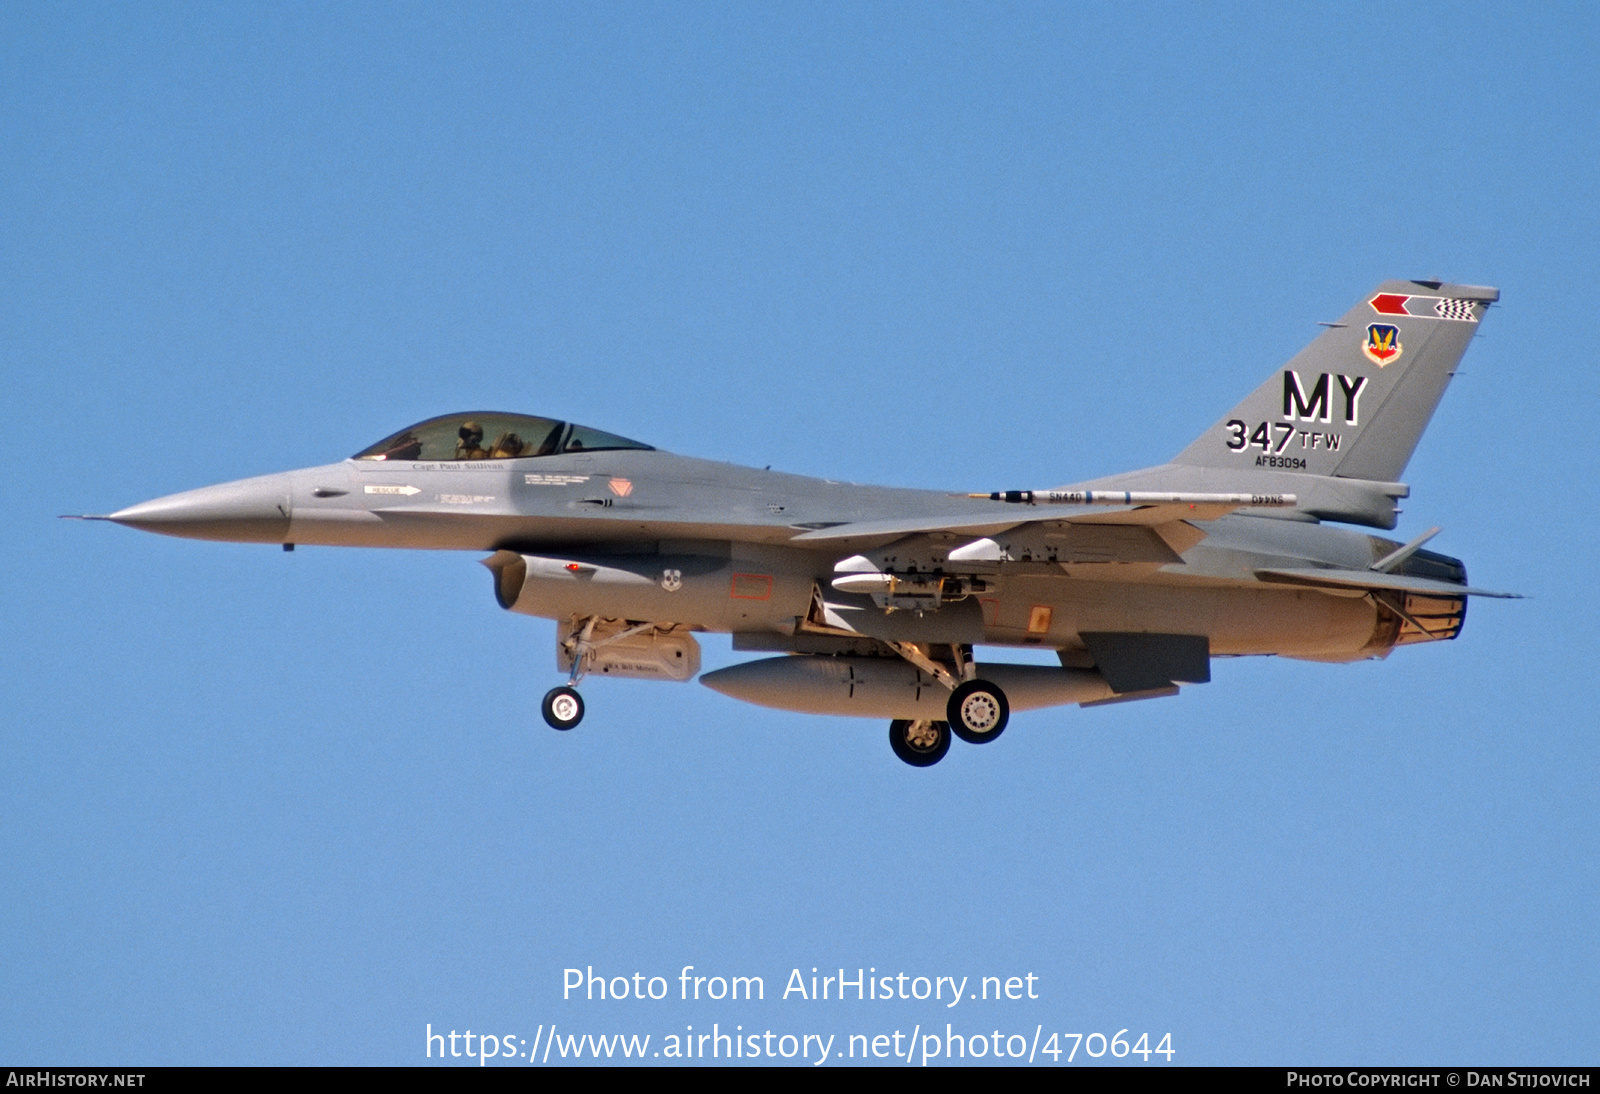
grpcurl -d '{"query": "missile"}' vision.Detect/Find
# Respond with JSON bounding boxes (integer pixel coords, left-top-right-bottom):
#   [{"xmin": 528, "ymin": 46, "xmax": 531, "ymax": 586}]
[
  {"xmin": 830, "ymin": 554, "xmax": 976, "ymax": 598},
  {"xmin": 700, "ymin": 655, "xmax": 1116, "ymax": 719},
  {"xmin": 830, "ymin": 571, "xmax": 897, "ymax": 595},
  {"xmin": 970, "ymin": 489, "xmax": 1296, "ymax": 507},
  {"xmin": 830, "ymin": 571, "xmax": 959, "ymax": 596}
]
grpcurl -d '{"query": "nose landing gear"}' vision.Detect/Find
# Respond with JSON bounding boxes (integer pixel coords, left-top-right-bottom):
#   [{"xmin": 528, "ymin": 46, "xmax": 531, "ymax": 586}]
[{"xmin": 542, "ymin": 685, "xmax": 585, "ymax": 730}]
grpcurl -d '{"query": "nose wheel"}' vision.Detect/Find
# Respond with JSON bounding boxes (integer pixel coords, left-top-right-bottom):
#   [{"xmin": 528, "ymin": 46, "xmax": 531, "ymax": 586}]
[
  {"xmin": 889, "ymin": 719, "xmax": 951, "ymax": 767},
  {"xmin": 542, "ymin": 686, "xmax": 585, "ymax": 730}
]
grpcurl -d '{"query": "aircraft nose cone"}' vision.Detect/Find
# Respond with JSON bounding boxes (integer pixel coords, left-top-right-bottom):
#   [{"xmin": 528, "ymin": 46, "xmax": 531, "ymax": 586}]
[{"xmin": 110, "ymin": 473, "xmax": 293, "ymax": 543}]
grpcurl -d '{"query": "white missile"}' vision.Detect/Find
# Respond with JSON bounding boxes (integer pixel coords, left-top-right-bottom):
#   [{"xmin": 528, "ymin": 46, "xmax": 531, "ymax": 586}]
[
  {"xmin": 830, "ymin": 571, "xmax": 897, "ymax": 594},
  {"xmin": 971, "ymin": 489, "xmax": 1296, "ymax": 507}
]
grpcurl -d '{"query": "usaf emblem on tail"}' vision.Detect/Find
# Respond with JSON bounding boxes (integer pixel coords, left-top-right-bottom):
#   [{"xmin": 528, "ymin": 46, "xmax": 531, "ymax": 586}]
[{"xmin": 1364, "ymin": 323, "xmax": 1402, "ymax": 366}]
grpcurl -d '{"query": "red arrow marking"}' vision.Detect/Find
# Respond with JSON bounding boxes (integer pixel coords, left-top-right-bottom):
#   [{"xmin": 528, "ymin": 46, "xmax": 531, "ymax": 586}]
[{"xmin": 1369, "ymin": 293, "xmax": 1411, "ymax": 315}]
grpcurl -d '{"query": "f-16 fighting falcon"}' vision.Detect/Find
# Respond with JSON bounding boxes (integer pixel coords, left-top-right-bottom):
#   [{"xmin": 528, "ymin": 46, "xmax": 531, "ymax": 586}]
[{"xmin": 80, "ymin": 280, "xmax": 1517, "ymax": 765}]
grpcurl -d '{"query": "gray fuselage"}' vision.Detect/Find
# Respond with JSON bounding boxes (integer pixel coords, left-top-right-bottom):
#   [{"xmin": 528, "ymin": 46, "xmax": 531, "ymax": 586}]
[{"xmin": 108, "ymin": 446, "xmax": 1441, "ymax": 664}]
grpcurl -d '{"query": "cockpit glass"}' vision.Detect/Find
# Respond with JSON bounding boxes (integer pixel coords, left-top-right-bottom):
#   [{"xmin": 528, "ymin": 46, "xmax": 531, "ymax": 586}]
[
  {"xmin": 352, "ymin": 413, "xmax": 652, "ymax": 461},
  {"xmin": 561, "ymin": 424, "xmax": 655, "ymax": 453}
]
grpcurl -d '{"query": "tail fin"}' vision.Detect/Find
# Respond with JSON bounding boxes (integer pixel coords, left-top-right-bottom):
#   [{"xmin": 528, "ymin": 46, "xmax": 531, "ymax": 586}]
[{"xmin": 1171, "ymin": 280, "xmax": 1498, "ymax": 482}]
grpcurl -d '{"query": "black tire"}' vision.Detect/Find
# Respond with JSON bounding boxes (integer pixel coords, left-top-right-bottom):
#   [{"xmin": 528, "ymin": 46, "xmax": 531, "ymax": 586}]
[
  {"xmin": 889, "ymin": 719, "xmax": 950, "ymax": 767},
  {"xmin": 947, "ymin": 680, "xmax": 1008, "ymax": 743},
  {"xmin": 542, "ymin": 686, "xmax": 585, "ymax": 730}
]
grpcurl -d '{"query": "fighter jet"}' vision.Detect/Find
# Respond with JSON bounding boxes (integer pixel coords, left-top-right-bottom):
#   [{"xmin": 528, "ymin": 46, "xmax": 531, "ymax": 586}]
[{"xmin": 81, "ymin": 280, "xmax": 1516, "ymax": 765}]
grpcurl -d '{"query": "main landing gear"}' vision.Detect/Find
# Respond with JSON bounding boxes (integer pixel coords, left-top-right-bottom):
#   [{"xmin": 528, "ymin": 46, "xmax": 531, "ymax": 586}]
[
  {"xmin": 888, "ymin": 681, "xmax": 1009, "ymax": 767},
  {"xmin": 882, "ymin": 643, "xmax": 1011, "ymax": 766},
  {"xmin": 947, "ymin": 680, "xmax": 1008, "ymax": 744},
  {"xmin": 890, "ymin": 719, "xmax": 951, "ymax": 767}
]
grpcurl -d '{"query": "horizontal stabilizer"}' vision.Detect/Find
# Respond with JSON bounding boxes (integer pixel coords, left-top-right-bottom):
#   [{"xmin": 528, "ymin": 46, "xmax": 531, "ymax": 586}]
[{"xmin": 1255, "ymin": 567, "xmax": 1520, "ymax": 599}]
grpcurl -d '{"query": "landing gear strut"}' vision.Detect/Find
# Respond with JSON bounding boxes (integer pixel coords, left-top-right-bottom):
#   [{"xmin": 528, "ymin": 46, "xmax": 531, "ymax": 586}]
[
  {"xmin": 544, "ymin": 616, "xmax": 678, "ymax": 730},
  {"xmin": 889, "ymin": 719, "xmax": 951, "ymax": 767},
  {"xmin": 880, "ymin": 642, "xmax": 1010, "ymax": 759}
]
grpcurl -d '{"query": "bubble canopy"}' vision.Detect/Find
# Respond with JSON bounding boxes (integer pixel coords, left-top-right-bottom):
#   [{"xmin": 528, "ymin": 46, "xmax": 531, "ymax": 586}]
[{"xmin": 353, "ymin": 413, "xmax": 654, "ymax": 462}]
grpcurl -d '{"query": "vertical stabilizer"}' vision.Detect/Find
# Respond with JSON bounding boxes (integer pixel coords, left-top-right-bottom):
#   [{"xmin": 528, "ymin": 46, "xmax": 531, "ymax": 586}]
[{"xmin": 1171, "ymin": 280, "xmax": 1498, "ymax": 483}]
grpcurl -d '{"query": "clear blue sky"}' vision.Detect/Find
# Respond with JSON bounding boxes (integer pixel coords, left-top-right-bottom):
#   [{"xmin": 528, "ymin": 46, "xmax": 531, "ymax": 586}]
[{"xmin": 3, "ymin": 1, "xmax": 1596, "ymax": 1066}]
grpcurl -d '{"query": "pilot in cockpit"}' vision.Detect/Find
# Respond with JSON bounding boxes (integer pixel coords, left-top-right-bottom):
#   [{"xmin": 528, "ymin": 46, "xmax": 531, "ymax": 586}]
[
  {"xmin": 455, "ymin": 421, "xmax": 491, "ymax": 460},
  {"xmin": 489, "ymin": 432, "xmax": 527, "ymax": 458}
]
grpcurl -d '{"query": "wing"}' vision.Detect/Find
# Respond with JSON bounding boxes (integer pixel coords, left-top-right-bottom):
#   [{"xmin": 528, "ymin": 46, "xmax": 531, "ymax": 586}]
[
  {"xmin": 787, "ymin": 512, "xmax": 1031, "ymax": 544},
  {"xmin": 789, "ymin": 492, "xmax": 1289, "ymax": 551}
]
